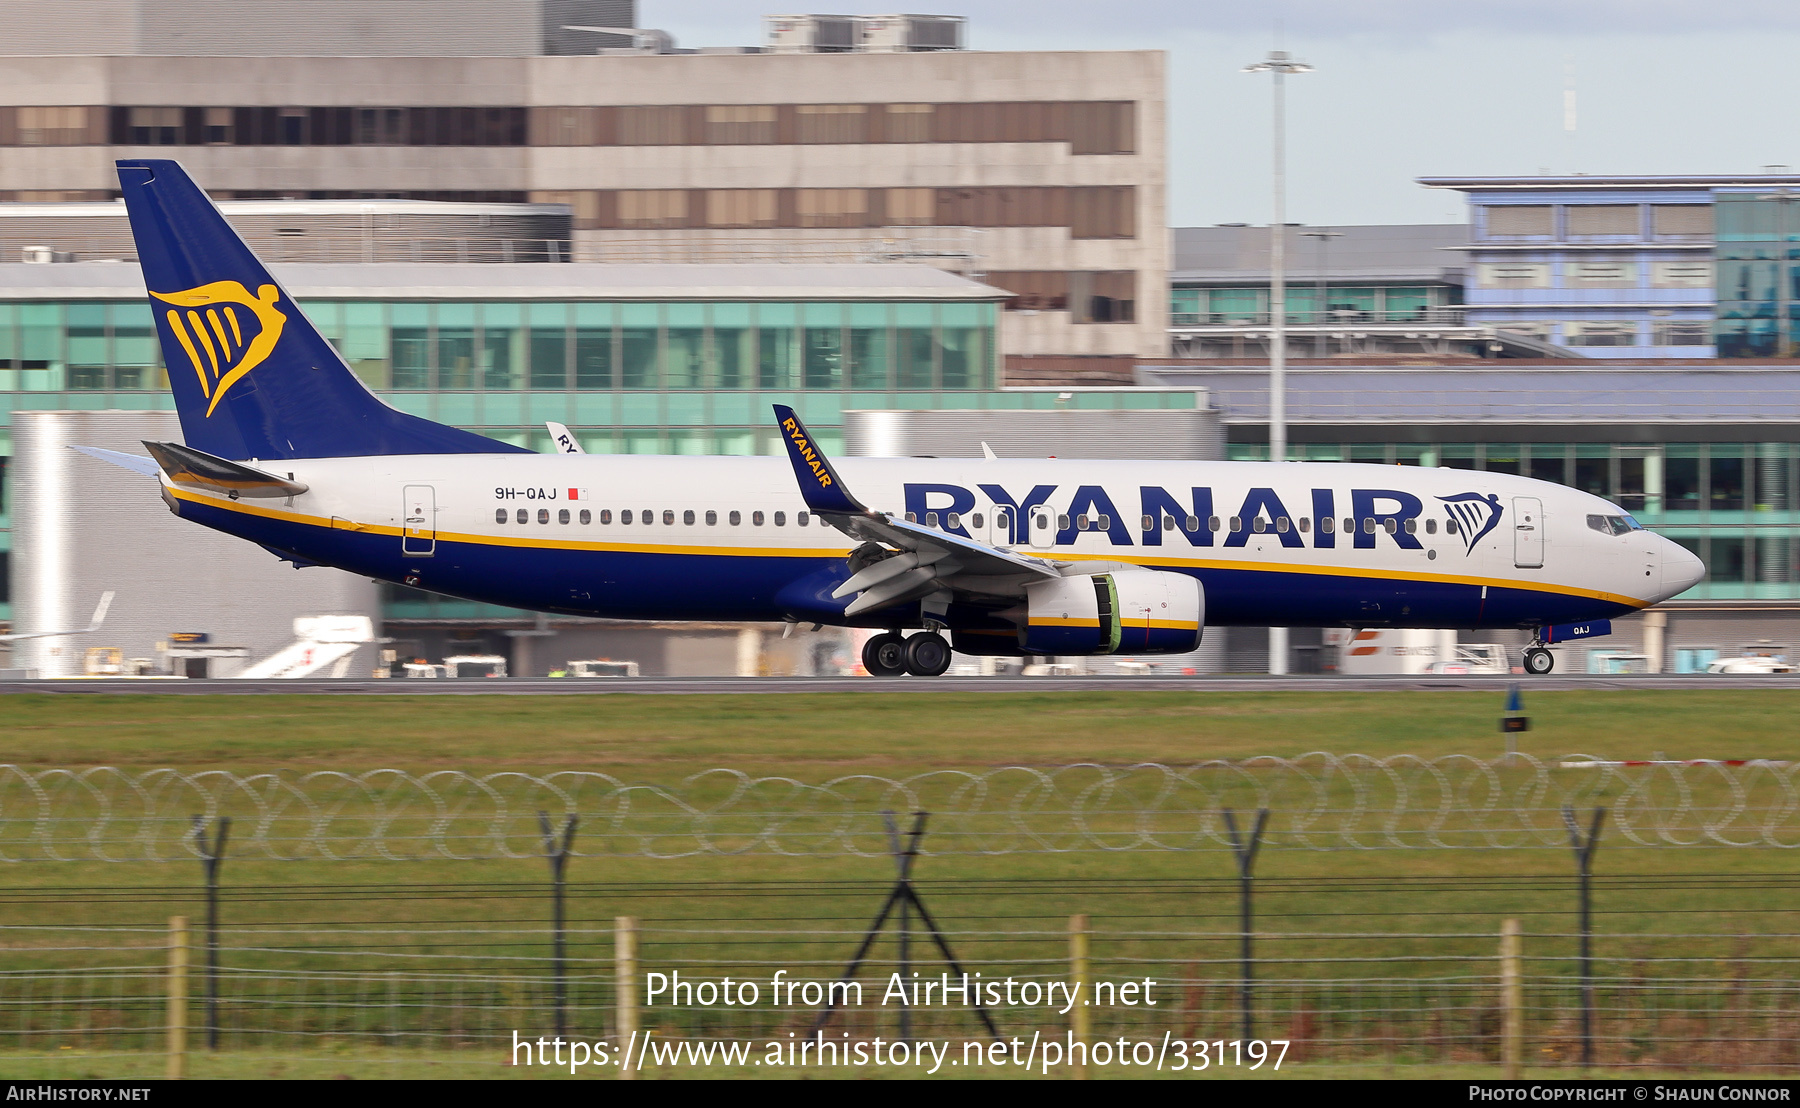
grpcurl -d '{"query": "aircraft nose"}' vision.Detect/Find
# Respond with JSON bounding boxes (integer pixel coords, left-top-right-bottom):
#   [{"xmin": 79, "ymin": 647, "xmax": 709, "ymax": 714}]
[{"xmin": 1659, "ymin": 535, "xmax": 1705, "ymax": 597}]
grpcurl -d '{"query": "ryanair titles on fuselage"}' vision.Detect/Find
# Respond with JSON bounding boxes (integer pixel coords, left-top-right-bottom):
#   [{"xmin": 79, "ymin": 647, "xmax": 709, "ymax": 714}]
[{"xmin": 902, "ymin": 481, "xmax": 1498, "ymax": 553}]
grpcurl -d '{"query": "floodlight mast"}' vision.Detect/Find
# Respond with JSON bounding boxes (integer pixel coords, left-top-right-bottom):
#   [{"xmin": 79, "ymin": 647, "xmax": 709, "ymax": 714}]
[{"xmin": 1243, "ymin": 49, "xmax": 1311, "ymax": 676}]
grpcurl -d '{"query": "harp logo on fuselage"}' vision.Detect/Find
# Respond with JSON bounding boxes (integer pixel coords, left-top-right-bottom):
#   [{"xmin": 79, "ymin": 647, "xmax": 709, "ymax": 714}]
[
  {"xmin": 1439, "ymin": 492, "xmax": 1504, "ymax": 555},
  {"xmin": 151, "ymin": 281, "xmax": 288, "ymax": 417}
]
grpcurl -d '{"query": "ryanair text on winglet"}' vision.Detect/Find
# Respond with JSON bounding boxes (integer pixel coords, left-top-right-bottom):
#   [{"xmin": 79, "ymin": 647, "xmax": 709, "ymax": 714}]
[{"xmin": 783, "ymin": 417, "xmax": 834, "ymax": 489}]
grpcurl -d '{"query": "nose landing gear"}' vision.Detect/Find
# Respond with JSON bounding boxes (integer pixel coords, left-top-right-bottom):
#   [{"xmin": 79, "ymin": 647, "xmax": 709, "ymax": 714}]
[{"xmin": 1523, "ymin": 646, "xmax": 1555, "ymax": 675}]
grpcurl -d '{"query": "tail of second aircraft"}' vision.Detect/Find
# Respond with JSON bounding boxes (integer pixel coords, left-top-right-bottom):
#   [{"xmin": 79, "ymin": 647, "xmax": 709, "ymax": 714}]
[{"xmin": 116, "ymin": 159, "xmax": 525, "ymax": 461}]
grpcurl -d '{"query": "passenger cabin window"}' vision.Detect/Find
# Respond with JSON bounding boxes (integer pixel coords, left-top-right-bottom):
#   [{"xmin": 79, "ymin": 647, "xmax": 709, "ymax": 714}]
[
  {"xmin": 580, "ymin": 509, "xmax": 592, "ymax": 524},
  {"xmin": 538, "ymin": 509, "xmax": 549, "ymax": 524},
  {"xmin": 1299, "ymin": 517, "xmax": 1310, "ymax": 533},
  {"xmin": 926, "ymin": 512, "xmax": 939, "ymax": 527},
  {"xmin": 622, "ymin": 510, "xmax": 634, "ymax": 524},
  {"xmin": 729, "ymin": 510, "xmax": 741, "ymax": 525},
  {"xmin": 663, "ymin": 510, "xmax": 676, "ymax": 525},
  {"xmin": 753, "ymin": 511, "xmax": 765, "ymax": 525},
  {"xmin": 1184, "ymin": 515, "xmax": 1198, "ymax": 531},
  {"xmin": 971, "ymin": 512, "xmax": 983, "ymax": 529},
  {"xmin": 600, "ymin": 509, "xmax": 613, "ymax": 524},
  {"xmin": 1446, "ymin": 519, "xmax": 1458, "ymax": 534},
  {"xmin": 1058, "ymin": 514, "xmax": 1071, "ymax": 529},
  {"xmin": 1321, "ymin": 517, "xmax": 1335, "ymax": 534},
  {"xmin": 1076, "ymin": 515, "xmax": 1090, "ymax": 530},
  {"xmin": 1230, "ymin": 516, "xmax": 1243, "ymax": 532},
  {"xmin": 774, "ymin": 511, "xmax": 787, "ymax": 526},
  {"xmin": 516, "ymin": 508, "xmax": 528, "ymax": 524},
  {"xmin": 495, "ymin": 508, "xmax": 506, "ymax": 524},
  {"xmin": 944, "ymin": 512, "xmax": 957, "ymax": 529},
  {"xmin": 683, "ymin": 510, "xmax": 695, "ymax": 525},
  {"xmin": 1425, "ymin": 519, "xmax": 1436, "ymax": 534},
  {"xmin": 706, "ymin": 510, "xmax": 718, "ymax": 525},
  {"xmin": 1209, "ymin": 516, "xmax": 1221, "ymax": 531},
  {"xmin": 559, "ymin": 509, "xmax": 570, "ymax": 524},
  {"xmin": 1404, "ymin": 519, "xmax": 1417, "ymax": 534}
]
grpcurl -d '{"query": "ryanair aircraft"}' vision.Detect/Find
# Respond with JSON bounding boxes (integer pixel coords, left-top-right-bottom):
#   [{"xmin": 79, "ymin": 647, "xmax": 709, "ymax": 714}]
[{"xmin": 90, "ymin": 160, "xmax": 1704, "ymax": 677}]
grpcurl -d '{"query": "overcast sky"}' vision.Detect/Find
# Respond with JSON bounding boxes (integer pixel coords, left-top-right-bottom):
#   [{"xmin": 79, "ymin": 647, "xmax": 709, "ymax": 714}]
[{"xmin": 648, "ymin": 1, "xmax": 1800, "ymax": 228}]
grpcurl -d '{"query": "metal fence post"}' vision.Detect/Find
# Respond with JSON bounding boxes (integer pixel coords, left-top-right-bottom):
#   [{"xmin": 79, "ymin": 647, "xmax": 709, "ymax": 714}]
[
  {"xmin": 616, "ymin": 916, "xmax": 639, "ymax": 1081},
  {"xmin": 1501, "ymin": 918, "xmax": 1522, "ymax": 1078},
  {"xmin": 166, "ymin": 916, "xmax": 188, "ymax": 1081},
  {"xmin": 1562, "ymin": 806, "xmax": 1605, "ymax": 1069},
  {"xmin": 1069, "ymin": 914, "xmax": 1090, "ymax": 1080},
  {"xmin": 538, "ymin": 812, "xmax": 577, "ymax": 1040},
  {"xmin": 191, "ymin": 816, "xmax": 229, "ymax": 1051},
  {"xmin": 1223, "ymin": 807, "xmax": 1270, "ymax": 1042}
]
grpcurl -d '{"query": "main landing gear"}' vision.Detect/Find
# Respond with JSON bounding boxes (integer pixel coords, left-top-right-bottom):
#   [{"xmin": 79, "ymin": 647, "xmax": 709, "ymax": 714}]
[
  {"xmin": 863, "ymin": 630, "xmax": 953, "ymax": 677},
  {"xmin": 1523, "ymin": 646, "xmax": 1555, "ymax": 675}
]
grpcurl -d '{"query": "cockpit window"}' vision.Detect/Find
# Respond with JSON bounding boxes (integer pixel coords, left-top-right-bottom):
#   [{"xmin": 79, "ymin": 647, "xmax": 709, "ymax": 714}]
[{"xmin": 1587, "ymin": 513, "xmax": 1643, "ymax": 536}]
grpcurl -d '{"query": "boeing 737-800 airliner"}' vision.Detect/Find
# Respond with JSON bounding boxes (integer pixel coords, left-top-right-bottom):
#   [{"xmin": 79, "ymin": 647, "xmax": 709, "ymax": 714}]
[{"xmin": 87, "ymin": 160, "xmax": 1704, "ymax": 677}]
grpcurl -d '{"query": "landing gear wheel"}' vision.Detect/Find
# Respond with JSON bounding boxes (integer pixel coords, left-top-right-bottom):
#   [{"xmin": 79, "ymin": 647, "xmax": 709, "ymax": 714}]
[
  {"xmin": 863, "ymin": 632, "xmax": 908, "ymax": 677},
  {"xmin": 904, "ymin": 631, "xmax": 953, "ymax": 677},
  {"xmin": 1523, "ymin": 647, "xmax": 1554, "ymax": 675}
]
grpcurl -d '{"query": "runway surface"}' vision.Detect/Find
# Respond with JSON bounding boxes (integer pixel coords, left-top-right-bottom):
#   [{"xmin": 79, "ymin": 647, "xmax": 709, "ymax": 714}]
[{"xmin": 4, "ymin": 674, "xmax": 1799, "ymax": 695}]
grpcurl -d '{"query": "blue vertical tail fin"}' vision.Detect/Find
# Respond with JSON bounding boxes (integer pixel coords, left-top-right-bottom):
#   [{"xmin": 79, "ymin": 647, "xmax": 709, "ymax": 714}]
[{"xmin": 116, "ymin": 159, "xmax": 525, "ymax": 460}]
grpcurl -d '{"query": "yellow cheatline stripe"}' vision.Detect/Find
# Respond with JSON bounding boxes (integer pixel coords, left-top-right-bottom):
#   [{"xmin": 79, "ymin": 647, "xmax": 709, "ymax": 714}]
[
  {"xmin": 206, "ymin": 308, "xmax": 234, "ymax": 357},
  {"xmin": 1031, "ymin": 617, "xmax": 1100, "ymax": 628},
  {"xmin": 187, "ymin": 309, "xmax": 220, "ymax": 377},
  {"xmin": 169, "ymin": 489, "xmax": 1646, "ymax": 609},
  {"xmin": 224, "ymin": 305, "xmax": 242, "ymax": 347},
  {"xmin": 1055, "ymin": 550, "xmax": 1648, "ymax": 610},
  {"xmin": 1123, "ymin": 619, "xmax": 1199, "ymax": 630},
  {"xmin": 166, "ymin": 310, "xmax": 209, "ymax": 398}
]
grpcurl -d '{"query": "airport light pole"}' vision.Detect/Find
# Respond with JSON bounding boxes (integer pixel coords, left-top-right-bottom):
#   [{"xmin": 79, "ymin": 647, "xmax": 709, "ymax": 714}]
[{"xmin": 1245, "ymin": 49, "xmax": 1311, "ymax": 675}]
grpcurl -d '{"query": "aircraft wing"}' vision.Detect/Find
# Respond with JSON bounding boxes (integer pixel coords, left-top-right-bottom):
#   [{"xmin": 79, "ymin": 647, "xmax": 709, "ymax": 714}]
[
  {"xmin": 772, "ymin": 405, "xmax": 1059, "ymax": 617},
  {"xmin": 0, "ymin": 591, "xmax": 114, "ymax": 644}
]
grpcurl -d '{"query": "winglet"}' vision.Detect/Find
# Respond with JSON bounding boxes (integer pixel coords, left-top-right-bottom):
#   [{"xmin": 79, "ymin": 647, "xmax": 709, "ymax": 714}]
[{"xmin": 772, "ymin": 404, "xmax": 867, "ymax": 515}]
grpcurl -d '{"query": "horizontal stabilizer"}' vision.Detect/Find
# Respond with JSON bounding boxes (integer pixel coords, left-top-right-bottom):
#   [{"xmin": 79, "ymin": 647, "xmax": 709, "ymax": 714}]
[
  {"xmin": 142, "ymin": 440, "xmax": 308, "ymax": 498},
  {"xmin": 71, "ymin": 446, "xmax": 162, "ymax": 477}
]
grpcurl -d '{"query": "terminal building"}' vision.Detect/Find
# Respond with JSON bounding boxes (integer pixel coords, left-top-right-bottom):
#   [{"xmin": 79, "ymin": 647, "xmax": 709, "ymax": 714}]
[
  {"xmin": 1420, "ymin": 174, "xmax": 1800, "ymax": 360},
  {"xmin": 0, "ymin": 8, "xmax": 1168, "ymax": 365}
]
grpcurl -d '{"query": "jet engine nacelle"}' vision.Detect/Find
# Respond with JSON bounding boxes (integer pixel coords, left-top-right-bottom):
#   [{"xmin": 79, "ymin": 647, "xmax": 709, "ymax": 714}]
[{"xmin": 1019, "ymin": 569, "xmax": 1204, "ymax": 656}]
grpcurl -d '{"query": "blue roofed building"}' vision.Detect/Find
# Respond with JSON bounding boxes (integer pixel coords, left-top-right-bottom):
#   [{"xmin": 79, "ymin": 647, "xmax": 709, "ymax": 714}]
[{"xmin": 1418, "ymin": 175, "xmax": 1800, "ymax": 360}]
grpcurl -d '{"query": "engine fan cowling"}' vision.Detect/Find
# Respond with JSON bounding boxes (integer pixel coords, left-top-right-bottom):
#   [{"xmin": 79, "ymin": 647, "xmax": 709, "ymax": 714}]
[
  {"xmin": 1109, "ymin": 568, "xmax": 1205, "ymax": 654},
  {"xmin": 1019, "ymin": 570, "xmax": 1204, "ymax": 656}
]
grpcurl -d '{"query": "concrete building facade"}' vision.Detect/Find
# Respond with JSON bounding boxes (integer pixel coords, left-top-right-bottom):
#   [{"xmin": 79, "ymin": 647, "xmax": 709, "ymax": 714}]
[{"xmin": 0, "ymin": 48, "xmax": 1168, "ymax": 362}]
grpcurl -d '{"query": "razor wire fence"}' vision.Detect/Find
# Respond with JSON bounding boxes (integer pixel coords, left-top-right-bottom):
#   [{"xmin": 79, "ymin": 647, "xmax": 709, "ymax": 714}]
[
  {"xmin": 3, "ymin": 873, "xmax": 1800, "ymax": 1074},
  {"xmin": 2, "ymin": 755, "xmax": 1798, "ymax": 861}
]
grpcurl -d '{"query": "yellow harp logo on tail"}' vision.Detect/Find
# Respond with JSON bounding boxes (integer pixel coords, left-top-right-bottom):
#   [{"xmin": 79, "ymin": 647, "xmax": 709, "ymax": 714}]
[{"xmin": 150, "ymin": 281, "xmax": 287, "ymax": 417}]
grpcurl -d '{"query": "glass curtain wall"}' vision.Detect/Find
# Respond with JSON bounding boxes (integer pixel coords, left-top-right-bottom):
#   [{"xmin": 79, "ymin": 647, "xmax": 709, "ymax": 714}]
[{"xmin": 1716, "ymin": 194, "xmax": 1800, "ymax": 358}]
